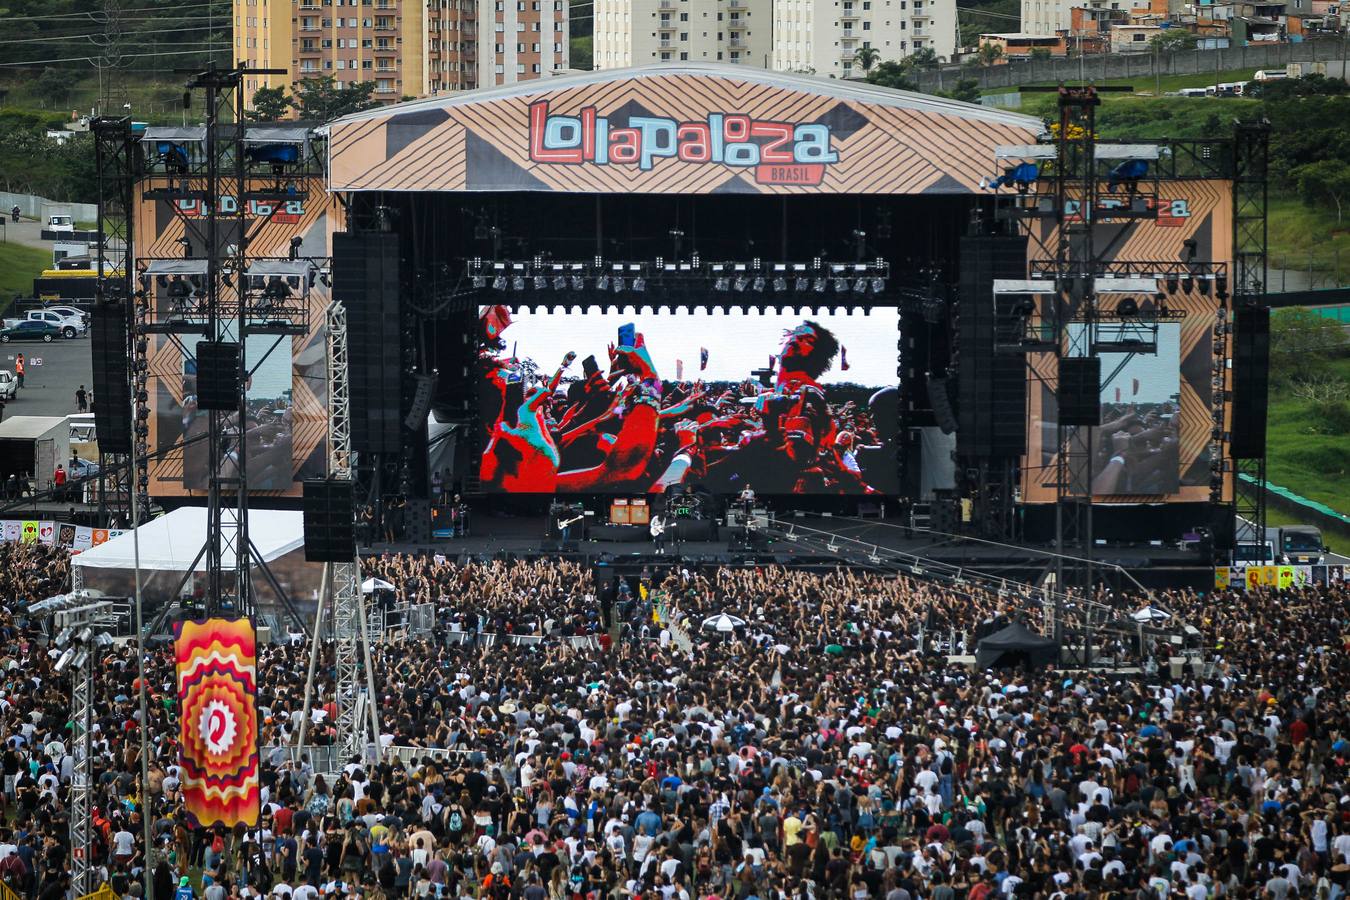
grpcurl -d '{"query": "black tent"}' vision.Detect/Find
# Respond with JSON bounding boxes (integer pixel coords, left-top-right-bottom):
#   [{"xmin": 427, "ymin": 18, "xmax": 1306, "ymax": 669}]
[{"xmin": 974, "ymin": 622, "xmax": 1060, "ymax": 670}]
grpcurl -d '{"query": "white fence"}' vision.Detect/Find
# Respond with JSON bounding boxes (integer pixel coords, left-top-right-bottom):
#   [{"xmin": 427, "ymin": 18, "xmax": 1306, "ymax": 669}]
[{"xmin": 0, "ymin": 191, "xmax": 97, "ymax": 224}]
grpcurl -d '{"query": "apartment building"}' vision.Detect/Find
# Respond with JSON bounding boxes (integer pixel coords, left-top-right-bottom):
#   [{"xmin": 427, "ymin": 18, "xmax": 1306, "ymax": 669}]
[
  {"xmin": 593, "ymin": 0, "xmax": 955, "ymax": 76},
  {"xmin": 234, "ymin": 0, "xmax": 568, "ymax": 108}
]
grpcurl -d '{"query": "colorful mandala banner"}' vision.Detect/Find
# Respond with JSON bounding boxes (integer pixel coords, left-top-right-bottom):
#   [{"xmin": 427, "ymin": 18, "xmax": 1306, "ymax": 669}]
[{"xmin": 174, "ymin": 618, "xmax": 259, "ymax": 827}]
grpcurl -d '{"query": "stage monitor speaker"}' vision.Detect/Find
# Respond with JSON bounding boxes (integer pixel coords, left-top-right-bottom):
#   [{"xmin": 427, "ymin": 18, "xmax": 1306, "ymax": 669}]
[
  {"xmin": 302, "ymin": 479, "xmax": 356, "ymax": 562},
  {"xmin": 90, "ymin": 303, "xmax": 132, "ymax": 454},
  {"xmin": 1230, "ymin": 306, "xmax": 1269, "ymax": 459},
  {"xmin": 1058, "ymin": 357, "xmax": 1102, "ymax": 427},
  {"xmin": 334, "ymin": 231, "xmax": 401, "ymax": 454},
  {"xmin": 956, "ymin": 235, "xmax": 1028, "ymax": 458},
  {"xmin": 196, "ymin": 341, "xmax": 241, "ymax": 411}
]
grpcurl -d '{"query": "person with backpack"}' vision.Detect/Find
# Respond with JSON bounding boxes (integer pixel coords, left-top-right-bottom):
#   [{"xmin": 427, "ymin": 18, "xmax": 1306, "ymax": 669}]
[{"xmin": 482, "ymin": 861, "xmax": 513, "ymax": 899}]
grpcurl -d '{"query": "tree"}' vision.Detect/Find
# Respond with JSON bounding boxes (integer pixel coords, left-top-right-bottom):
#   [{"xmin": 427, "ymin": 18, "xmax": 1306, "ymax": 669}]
[
  {"xmin": 865, "ymin": 60, "xmax": 917, "ymax": 91},
  {"xmin": 291, "ymin": 77, "xmax": 381, "ymax": 122},
  {"xmin": 854, "ymin": 46, "xmax": 881, "ymax": 74},
  {"xmin": 1271, "ymin": 308, "xmax": 1348, "ymax": 385},
  {"xmin": 1292, "ymin": 159, "xmax": 1350, "ymax": 225},
  {"xmin": 247, "ymin": 85, "xmax": 293, "ymax": 121},
  {"xmin": 35, "ymin": 68, "xmax": 70, "ymax": 109},
  {"xmin": 1149, "ymin": 29, "xmax": 1198, "ymax": 51},
  {"xmin": 1029, "ymin": 47, "xmax": 1052, "ymax": 60},
  {"xmin": 946, "ymin": 78, "xmax": 981, "ymax": 103},
  {"xmin": 977, "ymin": 41, "xmax": 1004, "ymax": 67},
  {"xmin": 910, "ymin": 46, "xmax": 939, "ymax": 68}
]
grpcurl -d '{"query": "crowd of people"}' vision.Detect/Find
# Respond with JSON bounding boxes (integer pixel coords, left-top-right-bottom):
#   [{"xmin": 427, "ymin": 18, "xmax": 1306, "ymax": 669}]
[{"xmin": 1, "ymin": 545, "xmax": 1349, "ymax": 900}]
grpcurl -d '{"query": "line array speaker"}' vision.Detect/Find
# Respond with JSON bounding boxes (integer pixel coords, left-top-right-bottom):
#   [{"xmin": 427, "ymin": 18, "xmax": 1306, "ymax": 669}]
[
  {"xmin": 1230, "ymin": 306, "xmax": 1269, "ymax": 459},
  {"xmin": 90, "ymin": 303, "xmax": 132, "ymax": 454},
  {"xmin": 196, "ymin": 341, "xmax": 241, "ymax": 411},
  {"xmin": 302, "ymin": 479, "xmax": 356, "ymax": 562},
  {"xmin": 334, "ymin": 231, "xmax": 402, "ymax": 454},
  {"xmin": 956, "ymin": 235, "xmax": 1028, "ymax": 458},
  {"xmin": 1058, "ymin": 357, "xmax": 1102, "ymax": 427}
]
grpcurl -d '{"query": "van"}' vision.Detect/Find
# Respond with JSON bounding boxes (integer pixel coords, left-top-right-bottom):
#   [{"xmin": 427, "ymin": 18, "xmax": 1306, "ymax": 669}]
[
  {"xmin": 1254, "ymin": 69, "xmax": 1288, "ymax": 81},
  {"xmin": 47, "ymin": 214, "xmax": 74, "ymax": 234},
  {"xmin": 1177, "ymin": 87, "xmax": 1210, "ymax": 97}
]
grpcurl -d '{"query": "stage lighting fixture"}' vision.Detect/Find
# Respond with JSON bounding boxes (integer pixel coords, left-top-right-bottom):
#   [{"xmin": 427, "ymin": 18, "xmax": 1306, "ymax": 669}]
[
  {"xmin": 473, "ymin": 275, "xmax": 486, "ymax": 289},
  {"xmin": 753, "ymin": 277, "xmax": 766, "ymax": 292},
  {"xmin": 773, "ymin": 277, "xmax": 787, "ymax": 292},
  {"xmin": 612, "ymin": 277, "xmax": 624, "ymax": 293},
  {"xmin": 833, "ymin": 278, "xmax": 848, "ymax": 293},
  {"xmin": 492, "ymin": 275, "xmax": 507, "ymax": 290},
  {"xmin": 1198, "ymin": 278, "xmax": 1211, "ymax": 296},
  {"xmin": 1115, "ymin": 297, "xmax": 1139, "ymax": 317},
  {"xmin": 552, "ymin": 275, "xmax": 567, "ymax": 290},
  {"xmin": 871, "ymin": 278, "xmax": 885, "ymax": 294},
  {"xmin": 1183, "ymin": 238, "xmax": 1198, "ymax": 262},
  {"xmin": 1165, "ymin": 276, "xmax": 1179, "ymax": 294},
  {"xmin": 1014, "ymin": 296, "xmax": 1037, "ymax": 317},
  {"xmin": 533, "ymin": 276, "xmax": 546, "ymax": 290},
  {"xmin": 852, "ymin": 278, "xmax": 867, "ymax": 294},
  {"xmin": 1181, "ymin": 276, "xmax": 1194, "ymax": 293},
  {"xmin": 288, "ymin": 235, "xmax": 304, "ymax": 260},
  {"xmin": 1215, "ymin": 274, "xmax": 1228, "ymax": 299},
  {"xmin": 632, "ymin": 277, "xmax": 646, "ymax": 292},
  {"xmin": 512, "ymin": 275, "xmax": 525, "ymax": 291},
  {"xmin": 596, "ymin": 275, "xmax": 610, "ymax": 291},
  {"xmin": 570, "ymin": 275, "xmax": 584, "ymax": 290},
  {"xmin": 733, "ymin": 276, "xmax": 749, "ymax": 292},
  {"xmin": 813, "ymin": 277, "xmax": 827, "ymax": 293},
  {"xmin": 714, "ymin": 277, "xmax": 729, "ymax": 292},
  {"xmin": 794, "ymin": 276, "xmax": 808, "ymax": 292}
]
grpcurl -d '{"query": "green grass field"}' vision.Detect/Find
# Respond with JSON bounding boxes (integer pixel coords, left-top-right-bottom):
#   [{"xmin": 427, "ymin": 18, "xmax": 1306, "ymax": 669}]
[
  {"xmin": 986, "ymin": 67, "xmax": 1264, "ymax": 99},
  {"xmin": 1265, "ymin": 356, "xmax": 1350, "ymax": 516},
  {"xmin": 0, "ymin": 242, "xmax": 52, "ymax": 316},
  {"xmin": 1267, "ymin": 195, "xmax": 1350, "ymax": 283}
]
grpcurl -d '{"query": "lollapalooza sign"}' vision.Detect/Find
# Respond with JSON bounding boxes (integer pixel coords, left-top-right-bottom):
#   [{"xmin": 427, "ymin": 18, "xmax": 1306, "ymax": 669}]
[{"xmin": 528, "ymin": 100, "xmax": 839, "ymax": 186}]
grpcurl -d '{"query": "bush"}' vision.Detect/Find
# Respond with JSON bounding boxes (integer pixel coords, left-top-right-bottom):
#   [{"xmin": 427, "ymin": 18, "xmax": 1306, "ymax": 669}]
[{"xmin": 1307, "ymin": 399, "xmax": 1350, "ymax": 435}]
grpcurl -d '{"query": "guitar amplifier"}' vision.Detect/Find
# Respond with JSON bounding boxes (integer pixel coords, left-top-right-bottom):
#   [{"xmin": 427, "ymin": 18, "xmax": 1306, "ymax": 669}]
[
  {"xmin": 630, "ymin": 498, "xmax": 650, "ymax": 526},
  {"xmin": 610, "ymin": 498, "xmax": 630, "ymax": 524}
]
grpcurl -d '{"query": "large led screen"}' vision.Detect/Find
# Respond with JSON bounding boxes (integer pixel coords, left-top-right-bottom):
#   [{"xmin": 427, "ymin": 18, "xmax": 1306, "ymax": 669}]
[{"xmin": 477, "ymin": 306, "xmax": 899, "ymax": 495}]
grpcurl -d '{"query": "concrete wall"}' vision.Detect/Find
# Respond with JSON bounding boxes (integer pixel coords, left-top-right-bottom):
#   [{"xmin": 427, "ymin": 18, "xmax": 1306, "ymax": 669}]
[
  {"xmin": 914, "ymin": 37, "xmax": 1350, "ymax": 93},
  {"xmin": 0, "ymin": 191, "xmax": 97, "ymax": 224}
]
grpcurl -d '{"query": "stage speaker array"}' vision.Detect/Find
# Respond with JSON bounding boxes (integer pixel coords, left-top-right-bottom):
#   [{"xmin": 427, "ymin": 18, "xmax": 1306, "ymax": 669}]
[
  {"xmin": 956, "ymin": 235, "xmax": 1028, "ymax": 458},
  {"xmin": 334, "ymin": 231, "xmax": 402, "ymax": 454},
  {"xmin": 302, "ymin": 479, "xmax": 356, "ymax": 562},
  {"xmin": 1057, "ymin": 357, "xmax": 1102, "ymax": 427},
  {"xmin": 404, "ymin": 374, "xmax": 435, "ymax": 431},
  {"xmin": 91, "ymin": 302, "xmax": 132, "ymax": 454},
  {"xmin": 196, "ymin": 341, "xmax": 241, "ymax": 411},
  {"xmin": 927, "ymin": 377, "xmax": 958, "ymax": 435},
  {"xmin": 1230, "ymin": 306, "xmax": 1270, "ymax": 459}
]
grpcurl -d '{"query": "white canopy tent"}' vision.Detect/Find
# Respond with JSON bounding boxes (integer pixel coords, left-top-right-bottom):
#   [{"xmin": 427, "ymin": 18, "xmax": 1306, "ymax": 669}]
[
  {"xmin": 73, "ymin": 506, "xmax": 305, "ymax": 571},
  {"xmin": 701, "ymin": 613, "xmax": 746, "ymax": 633},
  {"xmin": 361, "ymin": 577, "xmax": 394, "ymax": 594}
]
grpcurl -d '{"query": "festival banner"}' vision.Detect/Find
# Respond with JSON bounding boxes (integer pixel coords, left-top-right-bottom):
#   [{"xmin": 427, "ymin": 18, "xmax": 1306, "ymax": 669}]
[
  {"xmin": 57, "ymin": 524, "xmax": 76, "ymax": 548},
  {"xmin": 37, "ymin": 522, "xmax": 55, "ymax": 545},
  {"xmin": 72, "ymin": 527, "xmax": 94, "ymax": 552},
  {"xmin": 174, "ymin": 618, "xmax": 260, "ymax": 827},
  {"xmin": 0, "ymin": 522, "xmax": 19, "ymax": 543},
  {"xmin": 1213, "ymin": 567, "xmax": 1231, "ymax": 590},
  {"xmin": 19, "ymin": 521, "xmax": 37, "ymax": 543},
  {"xmin": 91, "ymin": 529, "xmax": 110, "ymax": 546}
]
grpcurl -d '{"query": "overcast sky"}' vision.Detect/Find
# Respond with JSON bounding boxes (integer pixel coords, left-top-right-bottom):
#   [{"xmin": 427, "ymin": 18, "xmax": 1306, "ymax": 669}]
[{"xmin": 497, "ymin": 306, "xmax": 897, "ymax": 387}]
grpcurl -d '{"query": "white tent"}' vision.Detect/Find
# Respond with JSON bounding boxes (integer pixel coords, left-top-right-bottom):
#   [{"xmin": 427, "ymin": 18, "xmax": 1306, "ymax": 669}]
[
  {"xmin": 361, "ymin": 577, "xmax": 395, "ymax": 594},
  {"xmin": 701, "ymin": 613, "xmax": 746, "ymax": 633},
  {"xmin": 1130, "ymin": 606, "xmax": 1171, "ymax": 623},
  {"xmin": 73, "ymin": 507, "xmax": 305, "ymax": 571}
]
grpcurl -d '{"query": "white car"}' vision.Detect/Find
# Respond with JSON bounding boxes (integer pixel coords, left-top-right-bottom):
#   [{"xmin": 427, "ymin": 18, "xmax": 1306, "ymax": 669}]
[
  {"xmin": 0, "ymin": 370, "xmax": 14, "ymax": 401},
  {"xmin": 1, "ymin": 309, "xmax": 84, "ymax": 338},
  {"xmin": 42, "ymin": 305, "xmax": 90, "ymax": 328}
]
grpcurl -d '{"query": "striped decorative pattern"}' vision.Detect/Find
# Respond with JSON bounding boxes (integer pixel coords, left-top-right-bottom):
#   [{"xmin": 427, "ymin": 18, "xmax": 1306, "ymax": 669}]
[{"xmin": 327, "ymin": 68, "xmax": 1043, "ymax": 195}]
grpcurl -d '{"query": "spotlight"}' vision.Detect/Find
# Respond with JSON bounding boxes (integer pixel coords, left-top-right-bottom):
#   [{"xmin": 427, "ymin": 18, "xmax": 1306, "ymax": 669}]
[
  {"xmin": 570, "ymin": 275, "xmax": 584, "ymax": 290},
  {"xmin": 472, "ymin": 275, "xmax": 486, "ymax": 289},
  {"xmin": 1183, "ymin": 238, "xmax": 1198, "ymax": 262},
  {"xmin": 288, "ymin": 235, "xmax": 304, "ymax": 260},
  {"xmin": 1198, "ymin": 278, "xmax": 1211, "ymax": 296},
  {"xmin": 1181, "ymin": 276, "xmax": 1194, "ymax": 293},
  {"xmin": 492, "ymin": 275, "xmax": 507, "ymax": 290},
  {"xmin": 533, "ymin": 276, "xmax": 546, "ymax": 290},
  {"xmin": 871, "ymin": 278, "xmax": 885, "ymax": 294},
  {"xmin": 794, "ymin": 276, "xmax": 808, "ymax": 292},
  {"xmin": 553, "ymin": 275, "xmax": 567, "ymax": 290},
  {"xmin": 833, "ymin": 278, "xmax": 848, "ymax": 293},
  {"xmin": 632, "ymin": 277, "xmax": 646, "ymax": 292},
  {"xmin": 813, "ymin": 277, "xmax": 827, "ymax": 293},
  {"xmin": 752, "ymin": 277, "xmax": 766, "ymax": 292},
  {"xmin": 1165, "ymin": 276, "xmax": 1179, "ymax": 294},
  {"xmin": 714, "ymin": 277, "xmax": 729, "ymax": 292},
  {"xmin": 773, "ymin": 277, "xmax": 787, "ymax": 292},
  {"xmin": 512, "ymin": 275, "xmax": 525, "ymax": 291},
  {"xmin": 1215, "ymin": 274, "xmax": 1228, "ymax": 299},
  {"xmin": 853, "ymin": 278, "xmax": 867, "ymax": 294},
  {"xmin": 733, "ymin": 276, "xmax": 748, "ymax": 292},
  {"xmin": 596, "ymin": 275, "xmax": 610, "ymax": 291},
  {"xmin": 612, "ymin": 277, "xmax": 624, "ymax": 293},
  {"xmin": 1115, "ymin": 297, "xmax": 1139, "ymax": 317}
]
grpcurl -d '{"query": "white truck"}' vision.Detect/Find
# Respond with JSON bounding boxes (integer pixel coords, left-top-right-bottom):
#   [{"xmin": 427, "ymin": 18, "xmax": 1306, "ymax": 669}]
[
  {"xmin": 1, "ymin": 309, "xmax": 84, "ymax": 338},
  {"xmin": 46, "ymin": 214, "xmax": 74, "ymax": 234}
]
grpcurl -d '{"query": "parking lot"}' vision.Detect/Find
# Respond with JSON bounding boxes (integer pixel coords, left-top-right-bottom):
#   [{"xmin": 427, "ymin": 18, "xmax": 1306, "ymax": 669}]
[{"xmin": 0, "ymin": 333, "xmax": 93, "ymax": 419}]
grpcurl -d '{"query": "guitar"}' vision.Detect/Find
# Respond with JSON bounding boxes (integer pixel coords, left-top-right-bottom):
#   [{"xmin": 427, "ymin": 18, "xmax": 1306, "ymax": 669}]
[
  {"xmin": 650, "ymin": 519, "xmax": 666, "ymax": 537},
  {"xmin": 558, "ymin": 514, "xmax": 585, "ymax": 530}
]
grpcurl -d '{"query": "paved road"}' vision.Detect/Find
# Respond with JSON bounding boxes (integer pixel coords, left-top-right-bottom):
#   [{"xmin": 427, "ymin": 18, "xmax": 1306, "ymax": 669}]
[
  {"xmin": 0, "ymin": 335, "xmax": 93, "ymax": 420},
  {"xmin": 0, "ymin": 218, "xmax": 58, "ymax": 251}
]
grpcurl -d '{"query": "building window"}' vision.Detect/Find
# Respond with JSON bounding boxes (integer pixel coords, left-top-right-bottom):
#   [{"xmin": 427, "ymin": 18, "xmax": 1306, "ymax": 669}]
[{"xmin": 680, "ymin": 50, "xmax": 688, "ymax": 58}]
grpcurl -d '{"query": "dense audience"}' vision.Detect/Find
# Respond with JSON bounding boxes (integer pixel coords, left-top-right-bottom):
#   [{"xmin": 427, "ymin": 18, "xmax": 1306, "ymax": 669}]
[{"xmin": 1, "ymin": 546, "xmax": 1349, "ymax": 900}]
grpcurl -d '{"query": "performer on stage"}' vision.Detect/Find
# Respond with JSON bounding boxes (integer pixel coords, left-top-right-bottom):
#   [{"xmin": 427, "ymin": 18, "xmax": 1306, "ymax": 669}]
[
  {"xmin": 739, "ymin": 484, "xmax": 755, "ymax": 517},
  {"xmin": 650, "ymin": 513, "xmax": 667, "ymax": 554}
]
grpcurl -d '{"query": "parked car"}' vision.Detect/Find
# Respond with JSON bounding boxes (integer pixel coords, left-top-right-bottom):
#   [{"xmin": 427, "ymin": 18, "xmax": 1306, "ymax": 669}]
[
  {"xmin": 0, "ymin": 309, "xmax": 83, "ymax": 338},
  {"xmin": 67, "ymin": 457, "xmax": 100, "ymax": 479},
  {"xmin": 0, "ymin": 370, "xmax": 14, "ymax": 400},
  {"xmin": 0, "ymin": 321, "xmax": 59, "ymax": 342},
  {"xmin": 42, "ymin": 304, "xmax": 91, "ymax": 328}
]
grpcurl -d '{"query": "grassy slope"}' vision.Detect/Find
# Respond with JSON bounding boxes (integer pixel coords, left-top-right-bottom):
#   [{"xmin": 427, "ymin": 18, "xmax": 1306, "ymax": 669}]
[
  {"xmin": 1267, "ymin": 195, "xmax": 1350, "ymax": 280},
  {"xmin": 985, "ymin": 67, "xmax": 1265, "ymax": 98},
  {"xmin": 0, "ymin": 242, "xmax": 52, "ymax": 315},
  {"xmin": 1265, "ymin": 356, "xmax": 1350, "ymax": 518}
]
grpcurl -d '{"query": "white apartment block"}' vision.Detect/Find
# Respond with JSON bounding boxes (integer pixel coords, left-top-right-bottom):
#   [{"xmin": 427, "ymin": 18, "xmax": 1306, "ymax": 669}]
[
  {"xmin": 594, "ymin": 0, "xmax": 955, "ymax": 76},
  {"xmin": 594, "ymin": 0, "xmax": 772, "ymax": 66},
  {"xmin": 1022, "ymin": 0, "xmax": 1071, "ymax": 34}
]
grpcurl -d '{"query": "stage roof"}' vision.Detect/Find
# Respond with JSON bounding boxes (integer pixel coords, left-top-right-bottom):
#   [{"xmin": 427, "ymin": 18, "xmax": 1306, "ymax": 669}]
[
  {"xmin": 72, "ymin": 506, "xmax": 305, "ymax": 571},
  {"xmin": 326, "ymin": 63, "xmax": 1044, "ymax": 196}
]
